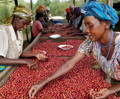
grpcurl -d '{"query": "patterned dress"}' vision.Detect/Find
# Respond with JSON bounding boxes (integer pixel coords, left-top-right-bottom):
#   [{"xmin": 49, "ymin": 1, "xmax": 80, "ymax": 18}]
[{"xmin": 78, "ymin": 33, "xmax": 120, "ymax": 80}]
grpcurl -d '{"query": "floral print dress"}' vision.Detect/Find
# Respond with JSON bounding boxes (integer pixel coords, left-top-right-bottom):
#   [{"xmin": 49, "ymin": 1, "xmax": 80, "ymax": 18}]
[{"xmin": 78, "ymin": 33, "xmax": 120, "ymax": 80}]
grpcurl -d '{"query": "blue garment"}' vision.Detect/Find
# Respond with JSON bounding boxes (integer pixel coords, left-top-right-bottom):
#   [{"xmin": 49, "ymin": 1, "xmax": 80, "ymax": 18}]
[
  {"xmin": 0, "ymin": 65, "xmax": 8, "ymax": 71},
  {"xmin": 83, "ymin": 1, "xmax": 119, "ymax": 28},
  {"xmin": 88, "ymin": 0, "xmax": 98, "ymax": 1}
]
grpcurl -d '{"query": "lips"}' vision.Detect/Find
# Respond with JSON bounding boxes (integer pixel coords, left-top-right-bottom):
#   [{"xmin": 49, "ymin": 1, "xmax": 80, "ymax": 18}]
[
  {"xmin": 88, "ymin": 35, "xmax": 93, "ymax": 38},
  {"xmin": 88, "ymin": 34, "xmax": 96, "ymax": 41}
]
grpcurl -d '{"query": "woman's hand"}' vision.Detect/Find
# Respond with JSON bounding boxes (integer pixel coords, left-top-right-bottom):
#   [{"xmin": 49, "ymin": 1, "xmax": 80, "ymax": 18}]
[
  {"xmin": 26, "ymin": 61, "xmax": 38, "ymax": 69},
  {"xmin": 90, "ymin": 88, "xmax": 112, "ymax": 99},
  {"xmin": 35, "ymin": 53, "xmax": 48, "ymax": 61},
  {"xmin": 29, "ymin": 82, "xmax": 46, "ymax": 98}
]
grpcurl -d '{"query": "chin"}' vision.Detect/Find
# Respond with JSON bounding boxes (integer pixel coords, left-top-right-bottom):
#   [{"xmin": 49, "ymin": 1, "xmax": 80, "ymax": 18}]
[
  {"xmin": 89, "ymin": 37, "xmax": 97, "ymax": 42},
  {"xmin": 91, "ymin": 39, "xmax": 97, "ymax": 42}
]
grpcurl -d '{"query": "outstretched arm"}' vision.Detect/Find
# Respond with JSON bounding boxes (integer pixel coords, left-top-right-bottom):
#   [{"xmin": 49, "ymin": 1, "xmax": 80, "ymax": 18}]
[
  {"xmin": 29, "ymin": 51, "xmax": 85, "ymax": 98},
  {"xmin": 0, "ymin": 56, "xmax": 38, "ymax": 69}
]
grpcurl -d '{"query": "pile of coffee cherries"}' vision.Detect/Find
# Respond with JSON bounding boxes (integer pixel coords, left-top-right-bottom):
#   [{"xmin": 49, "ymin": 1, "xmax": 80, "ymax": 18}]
[{"xmin": 0, "ymin": 55, "xmax": 119, "ymax": 98}]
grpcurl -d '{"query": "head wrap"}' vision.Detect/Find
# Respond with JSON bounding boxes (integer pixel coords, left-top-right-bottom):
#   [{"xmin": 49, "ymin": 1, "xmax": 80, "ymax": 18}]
[
  {"xmin": 83, "ymin": 1, "xmax": 119, "ymax": 28},
  {"xmin": 66, "ymin": 8, "xmax": 71, "ymax": 13},
  {"xmin": 5, "ymin": 5, "xmax": 32, "ymax": 25},
  {"xmin": 74, "ymin": 7, "xmax": 81, "ymax": 15},
  {"xmin": 13, "ymin": 5, "xmax": 32, "ymax": 22},
  {"xmin": 36, "ymin": 5, "xmax": 47, "ymax": 13}
]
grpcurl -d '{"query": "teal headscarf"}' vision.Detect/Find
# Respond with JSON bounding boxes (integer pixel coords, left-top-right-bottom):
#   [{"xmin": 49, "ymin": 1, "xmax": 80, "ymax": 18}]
[{"xmin": 83, "ymin": 0, "xmax": 119, "ymax": 28}]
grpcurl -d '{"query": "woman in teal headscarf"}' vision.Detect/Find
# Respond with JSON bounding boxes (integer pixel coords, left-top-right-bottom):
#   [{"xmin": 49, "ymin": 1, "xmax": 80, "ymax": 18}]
[{"xmin": 29, "ymin": 1, "xmax": 120, "ymax": 98}]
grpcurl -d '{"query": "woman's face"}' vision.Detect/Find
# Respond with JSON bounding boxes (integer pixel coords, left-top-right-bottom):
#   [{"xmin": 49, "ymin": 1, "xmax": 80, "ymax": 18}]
[
  {"xmin": 14, "ymin": 17, "xmax": 30, "ymax": 31},
  {"xmin": 84, "ymin": 16, "xmax": 107, "ymax": 42},
  {"xmin": 39, "ymin": 17, "xmax": 44, "ymax": 21}
]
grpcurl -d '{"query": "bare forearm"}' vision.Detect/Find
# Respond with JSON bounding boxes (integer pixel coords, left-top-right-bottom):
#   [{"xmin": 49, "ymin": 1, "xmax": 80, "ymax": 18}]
[
  {"xmin": 43, "ymin": 61, "xmax": 75, "ymax": 84},
  {"xmin": 0, "ymin": 58, "xmax": 29, "ymax": 65},
  {"xmin": 39, "ymin": 52, "xmax": 85, "ymax": 85},
  {"xmin": 21, "ymin": 51, "xmax": 35, "ymax": 58},
  {"xmin": 109, "ymin": 83, "xmax": 120, "ymax": 94}
]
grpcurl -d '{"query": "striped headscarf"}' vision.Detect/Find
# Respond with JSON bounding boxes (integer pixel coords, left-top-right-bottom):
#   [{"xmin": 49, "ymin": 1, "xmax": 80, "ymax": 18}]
[
  {"xmin": 5, "ymin": 5, "xmax": 32, "ymax": 25},
  {"xmin": 13, "ymin": 5, "xmax": 32, "ymax": 22}
]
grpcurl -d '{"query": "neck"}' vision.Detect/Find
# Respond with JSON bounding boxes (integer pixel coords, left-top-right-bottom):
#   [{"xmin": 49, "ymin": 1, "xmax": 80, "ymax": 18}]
[{"xmin": 99, "ymin": 29, "xmax": 113, "ymax": 46}]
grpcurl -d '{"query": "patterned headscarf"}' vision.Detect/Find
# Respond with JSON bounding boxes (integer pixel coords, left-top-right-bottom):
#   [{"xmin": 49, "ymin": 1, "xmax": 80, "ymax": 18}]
[
  {"xmin": 83, "ymin": 0, "xmax": 119, "ymax": 28},
  {"xmin": 66, "ymin": 8, "xmax": 71, "ymax": 13},
  {"xmin": 5, "ymin": 5, "xmax": 32, "ymax": 25}
]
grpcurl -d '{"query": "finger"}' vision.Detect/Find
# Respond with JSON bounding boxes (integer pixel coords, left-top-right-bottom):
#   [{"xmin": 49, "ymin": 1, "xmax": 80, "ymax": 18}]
[
  {"xmin": 90, "ymin": 92, "xmax": 98, "ymax": 99},
  {"xmin": 29, "ymin": 88, "xmax": 35, "ymax": 98},
  {"xmin": 36, "ymin": 65, "xmax": 39, "ymax": 69},
  {"xmin": 31, "ymin": 91, "xmax": 36, "ymax": 98},
  {"xmin": 95, "ymin": 91, "xmax": 102, "ymax": 96},
  {"xmin": 90, "ymin": 89, "xmax": 97, "ymax": 98},
  {"xmin": 89, "ymin": 89, "xmax": 94, "ymax": 96},
  {"xmin": 30, "ymin": 64, "xmax": 35, "ymax": 69},
  {"xmin": 45, "ymin": 56, "xmax": 48, "ymax": 59},
  {"xmin": 29, "ymin": 65, "xmax": 31, "ymax": 69},
  {"xmin": 31, "ymin": 66, "xmax": 34, "ymax": 70},
  {"xmin": 31, "ymin": 88, "xmax": 39, "ymax": 98},
  {"xmin": 30, "ymin": 65, "xmax": 36, "ymax": 70},
  {"xmin": 31, "ymin": 66, "xmax": 37, "ymax": 70},
  {"xmin": 33, "ymin": 65, "xmax": 38, "ymax": 70},
  {"xmin": 37, "ymin": 56, "xmax": 43, "ymax": 60}
]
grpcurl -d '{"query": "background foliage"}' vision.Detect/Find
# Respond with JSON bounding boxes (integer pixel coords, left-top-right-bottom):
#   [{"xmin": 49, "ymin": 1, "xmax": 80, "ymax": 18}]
[
  {"xmin": 0, "ymin": 0, "xmax": 85, "ymax": 24},
  {"xmin": 0, "ymin": 0, "xmax": 119, "ymax": 31}
]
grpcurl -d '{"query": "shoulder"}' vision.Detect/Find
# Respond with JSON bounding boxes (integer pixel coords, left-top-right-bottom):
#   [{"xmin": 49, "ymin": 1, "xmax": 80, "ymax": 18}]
[
  {"xmin": 114, "ymin": 32, "xmax": 120, "ymax": 52},
  {"xmin": 78, "ymin": 38, "xmax": 93, "ymax": 54},
  {"xmin": 34, "ymin": 20, "xmax": 41, "ymax": 24},
  {"xmin": 115, "ymin": 32, "xmax": 120, "ymax": 44},
  {"xmin": 0, "ymin": 25, "xmax": 8, "ymax": 37},
  {"xmin": 33, "ymin": 21, "xmax": 42, "ymax": 26},
  {"xmin": 0, "ymin": 25, "xmax": 9, "ymax": 49}
]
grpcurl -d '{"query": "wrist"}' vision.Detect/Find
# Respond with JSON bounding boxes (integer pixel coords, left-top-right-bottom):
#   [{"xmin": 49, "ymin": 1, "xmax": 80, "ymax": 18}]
[
  {"xmin": 23, "ymin": 59, "xmax": 31, "ymax": 64},
  {"xmin": 38, "ymin": 80, "xmax": 47, "ymax": 87},
  {"xmin": 39, "ymin": 78, "xmax": 50, "ymax": 85},
  {"xmin": 108, "ymin": 87, "xmax": 116, "ymax": 95}
]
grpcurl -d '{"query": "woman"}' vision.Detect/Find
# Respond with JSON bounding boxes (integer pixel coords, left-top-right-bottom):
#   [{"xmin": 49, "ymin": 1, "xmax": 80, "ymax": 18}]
[
  {"xmin": 0, "ymin": 5, "xmax": 47, "ymax": 70},
  {"xmin": 32, "ymin": 5, "xmax": 53, "ymax": 39},
  {"xmin": 36, "ymin": 5, "xmax": 49, "ymax": 28},
  {"xmin": 32, "ymin": 13, "xmax": 44, "ymax": 38},
  {"xmin": 29, "ymin": 1, "xmax": 120, "ymax": 98},
  {"xmin": 66, "ymin": 7, "xmax": 72, "ymax": 23}
]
